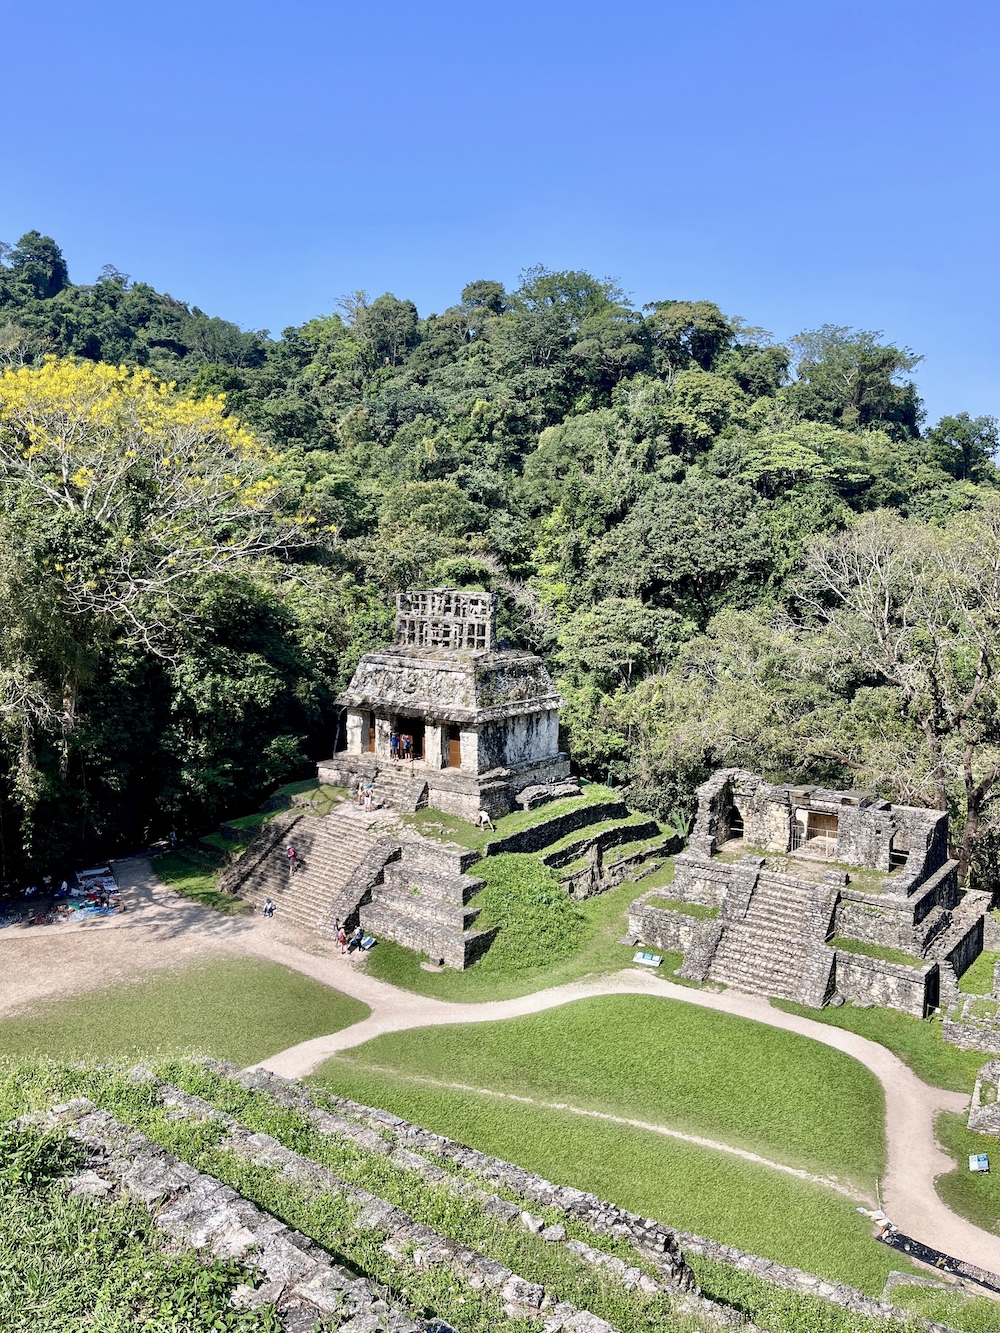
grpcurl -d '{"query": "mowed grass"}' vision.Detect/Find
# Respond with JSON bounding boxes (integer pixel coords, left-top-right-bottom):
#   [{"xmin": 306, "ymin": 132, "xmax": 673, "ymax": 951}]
[
  {"xmin": 320, "ymin": 994, "xmax": 885, "ymax": 1189},
  {"xmin": 885, "ymin": 1280, "xmax": 1000, "ymax": 1333},
  {"xmin": 155, "ymin": 848, "xmax": 245, "ymax": 914},
  {"xmin": 0, "ymin": 957, "xmax": 369, "ymax": 1067},
  {"xmin": 309, "ymin": 1063, "xmax": 907, "ymax": 1295},
  {"xmin": 959, "ymin": 949, "xmax": 1000, "ymax": 995},
  {"xmin": 772, "ymin": 999, "xmax": 984, "ymax": 1092},
  {"xmin": 934, "ymin": 1112, "xmax": 1000, "ymax": 1237},
  {"xmin": 365, "ymin": 876, "xmax": 663, "ymax": 1002}
]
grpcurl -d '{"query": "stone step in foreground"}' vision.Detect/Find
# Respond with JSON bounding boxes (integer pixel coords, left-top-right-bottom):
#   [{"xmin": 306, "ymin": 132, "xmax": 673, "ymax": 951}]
[
  {"xmin": 28, "ymin": 1097, "xmax": 441, "ymax": 1333},
  {"xmin": 153, "ymin": 1079, "xmax": 634, "ymax": 1333}
]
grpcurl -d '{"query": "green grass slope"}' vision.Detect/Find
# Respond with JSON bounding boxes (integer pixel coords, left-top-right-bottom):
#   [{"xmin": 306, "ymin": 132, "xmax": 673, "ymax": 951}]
[
  {"xmin": 0, "ymin": 958, "xmax": 368, "ymax": 1067},
  {"xmin": 318, "ymin": 994, "xmax": 885, "ymax": 1188},
  {"xmin": 307, "ymin": 1062, "xmax": 905, "ymax": 1296}
]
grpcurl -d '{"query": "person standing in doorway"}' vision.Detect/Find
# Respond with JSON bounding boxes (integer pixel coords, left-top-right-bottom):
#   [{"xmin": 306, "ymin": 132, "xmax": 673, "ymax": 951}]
[{"xmin": 390, "ymin": 731, "xmax": 400, "ymax": 761}]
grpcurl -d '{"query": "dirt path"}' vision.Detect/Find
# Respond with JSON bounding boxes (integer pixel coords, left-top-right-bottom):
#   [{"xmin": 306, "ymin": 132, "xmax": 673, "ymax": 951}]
[
  {"xmin": 2, "ymin": 856, "xmax": 995, "ymax": 1274},
  {"xmin": 243, "ymin": 927, "xmax": 998, "ymax": 1273}
]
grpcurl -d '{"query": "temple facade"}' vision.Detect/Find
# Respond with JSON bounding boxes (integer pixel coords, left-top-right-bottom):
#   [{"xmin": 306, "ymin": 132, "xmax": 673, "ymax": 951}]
[{"xmin": 318, "ymin": 590, "xmax": 571, "ymax": 819}]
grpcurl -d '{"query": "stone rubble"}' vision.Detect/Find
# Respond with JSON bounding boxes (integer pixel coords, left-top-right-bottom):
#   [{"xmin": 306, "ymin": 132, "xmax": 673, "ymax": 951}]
[
  {"xmin": 34, "ymin": 1097, "xmax": 442, "ymax": 1333},
  {"xmin": 154, "ymin": 1080, "xmax": 622, "ymax": 1331}
]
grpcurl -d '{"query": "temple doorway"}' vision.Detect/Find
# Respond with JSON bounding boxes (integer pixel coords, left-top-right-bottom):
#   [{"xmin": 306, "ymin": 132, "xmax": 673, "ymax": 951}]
[
  {"xmin": 397, "ymin": 717, "xmax": 425, "ymax": 760},
  {"xmin": 447, "ymin": 725, "xmax": 462, "ymax": 768}
]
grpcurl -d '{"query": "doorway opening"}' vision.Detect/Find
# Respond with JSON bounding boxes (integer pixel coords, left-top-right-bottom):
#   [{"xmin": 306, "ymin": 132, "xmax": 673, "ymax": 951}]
[
  {"xmin": 447, "ymin": 724, "xmax": 462, "ymax": 768},
  {"xmin": 398, "ymin": 717, "xmax": 425, "ymax": 760}
]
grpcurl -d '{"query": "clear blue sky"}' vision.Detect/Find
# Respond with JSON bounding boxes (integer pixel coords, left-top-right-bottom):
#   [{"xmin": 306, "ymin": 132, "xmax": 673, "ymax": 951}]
[{"xmin": 2, "ymin": 0, "xmax": 997, "ymax": 424}]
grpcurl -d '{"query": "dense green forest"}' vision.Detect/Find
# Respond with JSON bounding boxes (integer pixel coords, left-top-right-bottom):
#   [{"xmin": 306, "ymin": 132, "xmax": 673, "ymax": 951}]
[{"xmin": 2, "ymin": 228, "xmax": 999, "ymax": 890}]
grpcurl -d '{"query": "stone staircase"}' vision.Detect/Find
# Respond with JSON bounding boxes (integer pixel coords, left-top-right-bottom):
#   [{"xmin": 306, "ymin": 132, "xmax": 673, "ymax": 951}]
[
  {"xmin": 221, "ymin": 809, "xmax": 384, "ymax": 935},
  {"xmin": 707, "ymin": 870, "xmax": 835, "ymax": 1004},
  {"xmin": 361, "ymin": 837, "xmax": 495, "ymax": 969},
  {"xmin": 369, "ymin": 765, "xmax": 429, "ymax": 812}
]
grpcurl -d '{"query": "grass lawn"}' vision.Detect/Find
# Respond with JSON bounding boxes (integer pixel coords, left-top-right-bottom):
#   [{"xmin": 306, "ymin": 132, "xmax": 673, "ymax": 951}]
[
  {"xmin": 885, "ymin": 1280, "xmax": 1000, "ymax": 1332},
  {"xmin": 644, "ymin": 895, "xmax": 718, "ymax": 919},
  {"xmin": 0, "ymin": 957, "xmax": 369, "ymax": 1067},
  {"xmin": 364, "ymin": 877, "xmax": 669, "ymax": 1001},
  {"xmin": 307, "ymin": 1062, "xmax": 908, "ymax": 1295},
  {"xmin": 959, "ymin": 949, "xmax": 1000, "ymax": 995},
  {"xmin": 154, "ymin": 848, "xmax": 244, "ymax": 914},
  {"xmin": 772, "ymin": 999, "xmax": 984, "ymax": 1093},
  {"xmin": 934, "ymin": 1112, "xmax": 1000, "ymax": 1237},
  {"xmin": 829, "ymin": 937, "xmax": 925, "ymax": 969},
  {"xmin": 320, "ymin": 994, "xmax": 885, "ymax": 1189}
]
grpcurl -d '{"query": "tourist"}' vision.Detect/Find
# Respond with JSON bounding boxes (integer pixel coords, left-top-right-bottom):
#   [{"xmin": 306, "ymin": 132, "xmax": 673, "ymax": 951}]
[
  {"xmin": 262, "ymin": 897, "xmax": 276, "ymax": 918},
  {"xmin": 347, "ymin": 925, "xmax": 364, "ymax": 953},
  {"xmin": 363, "ymin": 785, "xmax": 373, "ymax": 813},
  {"xmin": 168, "ymin": 829, "xmax": 178, "ymax": 850},
  {"xmin": 475, "ymin": 808, "xmax": 495, "ymax": 831},
  {"xmin": 390, "ymin": 731, "xmax": 400, "ymax": 761},
  {"xmin": 287, "ymin": 845, "xmax": 298, "ymax": 873},
  {"xmin": 337, "ymin": 925, "xmax": 348, "ymax": 954},
  {"xmin": 401, "ymin": 734, "xmax": 412, "ymax": 761}
]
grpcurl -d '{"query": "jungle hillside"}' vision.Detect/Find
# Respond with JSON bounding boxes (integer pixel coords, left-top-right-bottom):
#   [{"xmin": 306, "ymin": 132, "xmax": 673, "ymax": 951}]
[{"xmin": 2, "ymin": 230, "xmax": 999, "ymax": 889}]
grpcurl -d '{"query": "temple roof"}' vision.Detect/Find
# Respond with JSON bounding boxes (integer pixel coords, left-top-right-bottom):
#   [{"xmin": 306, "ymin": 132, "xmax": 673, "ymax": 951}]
[{"xmin": 337, "ymin": 645, "xmax": 562, "ymax": 725}]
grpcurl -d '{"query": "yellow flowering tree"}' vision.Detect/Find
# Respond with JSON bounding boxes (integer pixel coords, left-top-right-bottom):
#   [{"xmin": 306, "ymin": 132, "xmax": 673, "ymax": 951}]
[
  {"xmin": 0, "ymin": 359, "xmax": 303, "ymax": 788},
  {"xmin": 0, "ymin": 358, "xmax": 299, "ymax": 635}
]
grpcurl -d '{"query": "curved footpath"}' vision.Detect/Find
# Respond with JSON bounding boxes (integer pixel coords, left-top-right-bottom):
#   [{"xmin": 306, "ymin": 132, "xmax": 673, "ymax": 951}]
[{"xmin": 110, "ymin": 858, "xmax": 998, "ymax": 1274}]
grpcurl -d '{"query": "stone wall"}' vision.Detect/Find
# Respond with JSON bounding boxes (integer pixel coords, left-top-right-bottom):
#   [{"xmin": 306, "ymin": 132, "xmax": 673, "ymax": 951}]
[
  {"xmin": 669, "ymin": 851, "xmax": 733, "ymax": 908},
  {"xmin": 833, "ymin": 950, "xmax": 935, "ymax": 1017},
  {"xmin": 834, "ymin": 896, "xmax": 916, "ymax": 952},
  {"xmin": 675, "ymin": 1233, "xmax": 960, "ymax": 1333},
  {"xmin": 628, "ymin": 894, "xmax": 703, "ymax": 953},
  {"xmin": 40, "ymin": 1097, "xmax": 432, "ymax": 1332},
  {"xmin": 968, "ymin": 1061, "xmax": 1000, "ymax": 1136},
  {"xmin": 486, "ymin": 801, "xmax": 628, "ymax": 856}
]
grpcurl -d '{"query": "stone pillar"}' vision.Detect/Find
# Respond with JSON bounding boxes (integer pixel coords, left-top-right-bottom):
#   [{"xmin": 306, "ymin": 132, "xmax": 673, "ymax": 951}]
[
  {"xmin": 375, "ymin": 715, "xmax": 393, "ymax": 759},
  {"xmin": 425, "ymin": 721, "xmax": 446, "ymax": 769},
  {"xmin": 346, "ymin": 709, "xmax": 365, "ymax": 755},
  {"xmin": 459, "ymin": 726, "xmax": 479, "ymax": 773}
]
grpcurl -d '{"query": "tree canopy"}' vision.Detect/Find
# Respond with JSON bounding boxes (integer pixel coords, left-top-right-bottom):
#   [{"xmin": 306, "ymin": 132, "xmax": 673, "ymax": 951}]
[{"xmin": 0, "ymin": 231, "xmax": 998, "ymax": 890}]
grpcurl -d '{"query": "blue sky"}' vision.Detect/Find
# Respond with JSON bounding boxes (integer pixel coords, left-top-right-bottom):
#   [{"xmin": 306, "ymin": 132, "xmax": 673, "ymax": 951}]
[{"xmin": 2, "ymin": 0, "xmax": 997, "ymax": 424}]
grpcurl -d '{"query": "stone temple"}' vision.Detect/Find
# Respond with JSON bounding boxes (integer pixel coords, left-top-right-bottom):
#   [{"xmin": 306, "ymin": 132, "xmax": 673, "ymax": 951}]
[
  {"xmin": 319, "ymin": 590, "xmax": 571, "ymax": 819},
  {"xmin": 630, "ymin": 768, "xmax": 992, "ymax": 1016}
]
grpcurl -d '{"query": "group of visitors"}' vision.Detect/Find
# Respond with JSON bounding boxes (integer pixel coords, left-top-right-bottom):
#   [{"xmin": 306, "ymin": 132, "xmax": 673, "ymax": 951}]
[
  {"xmin": 388, "ymin": 732, "xmax": 413, "ymax": 761},
  {"xmin": 332, "ymin": 918, "xmax": 372, "ymax": 954}
]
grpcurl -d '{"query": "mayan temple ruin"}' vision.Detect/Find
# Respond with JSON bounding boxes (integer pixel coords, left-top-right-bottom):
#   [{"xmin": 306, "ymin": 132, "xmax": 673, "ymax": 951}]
[
  {"xmin": 220, "ymin": 589, "xmax": 625, "ymax": 968},
  {"xmin": 320, "ymin": 588, "xmax": 572, "ymax": 819},
  {"xmin": 630, "ymin": 768, "xmax": 994, "ymax": 1017}
]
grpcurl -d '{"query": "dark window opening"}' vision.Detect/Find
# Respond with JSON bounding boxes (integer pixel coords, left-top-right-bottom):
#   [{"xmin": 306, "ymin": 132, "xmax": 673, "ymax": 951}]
[
  {"xmin": 726, "ymin": 806, "xmax": 744, "ymax": 840},
  {"xmin": 366, "ymin": 712, "xmax": 376, "ymax": 753},
  {"xmin": 889, "ymin": 840, "xmax": 909, "ymax": 869}
]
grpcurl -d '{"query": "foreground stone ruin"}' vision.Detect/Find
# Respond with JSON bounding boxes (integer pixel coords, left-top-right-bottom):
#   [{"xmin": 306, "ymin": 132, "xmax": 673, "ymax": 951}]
[
  {"xmin": 630, "ymin": 768, "xmax": 995, "ymax": 1018},
  {"xmin": 23, "ymin": 1059, "xmax": 982, "ymax": 1333}
]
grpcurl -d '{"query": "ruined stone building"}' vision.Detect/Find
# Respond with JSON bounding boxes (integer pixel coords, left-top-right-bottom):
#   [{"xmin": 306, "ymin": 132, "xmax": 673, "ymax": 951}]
[
  {"xmin": 221, "ymin": 590, "xmax": 596, "ymax": 968},
  {"xmin": 630, "ymin": 768, "xmax": 992, "ymax": 1015},
  {"xmin": 319, "ymin": 590, "xmax": 570, "ymax": 820}
]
